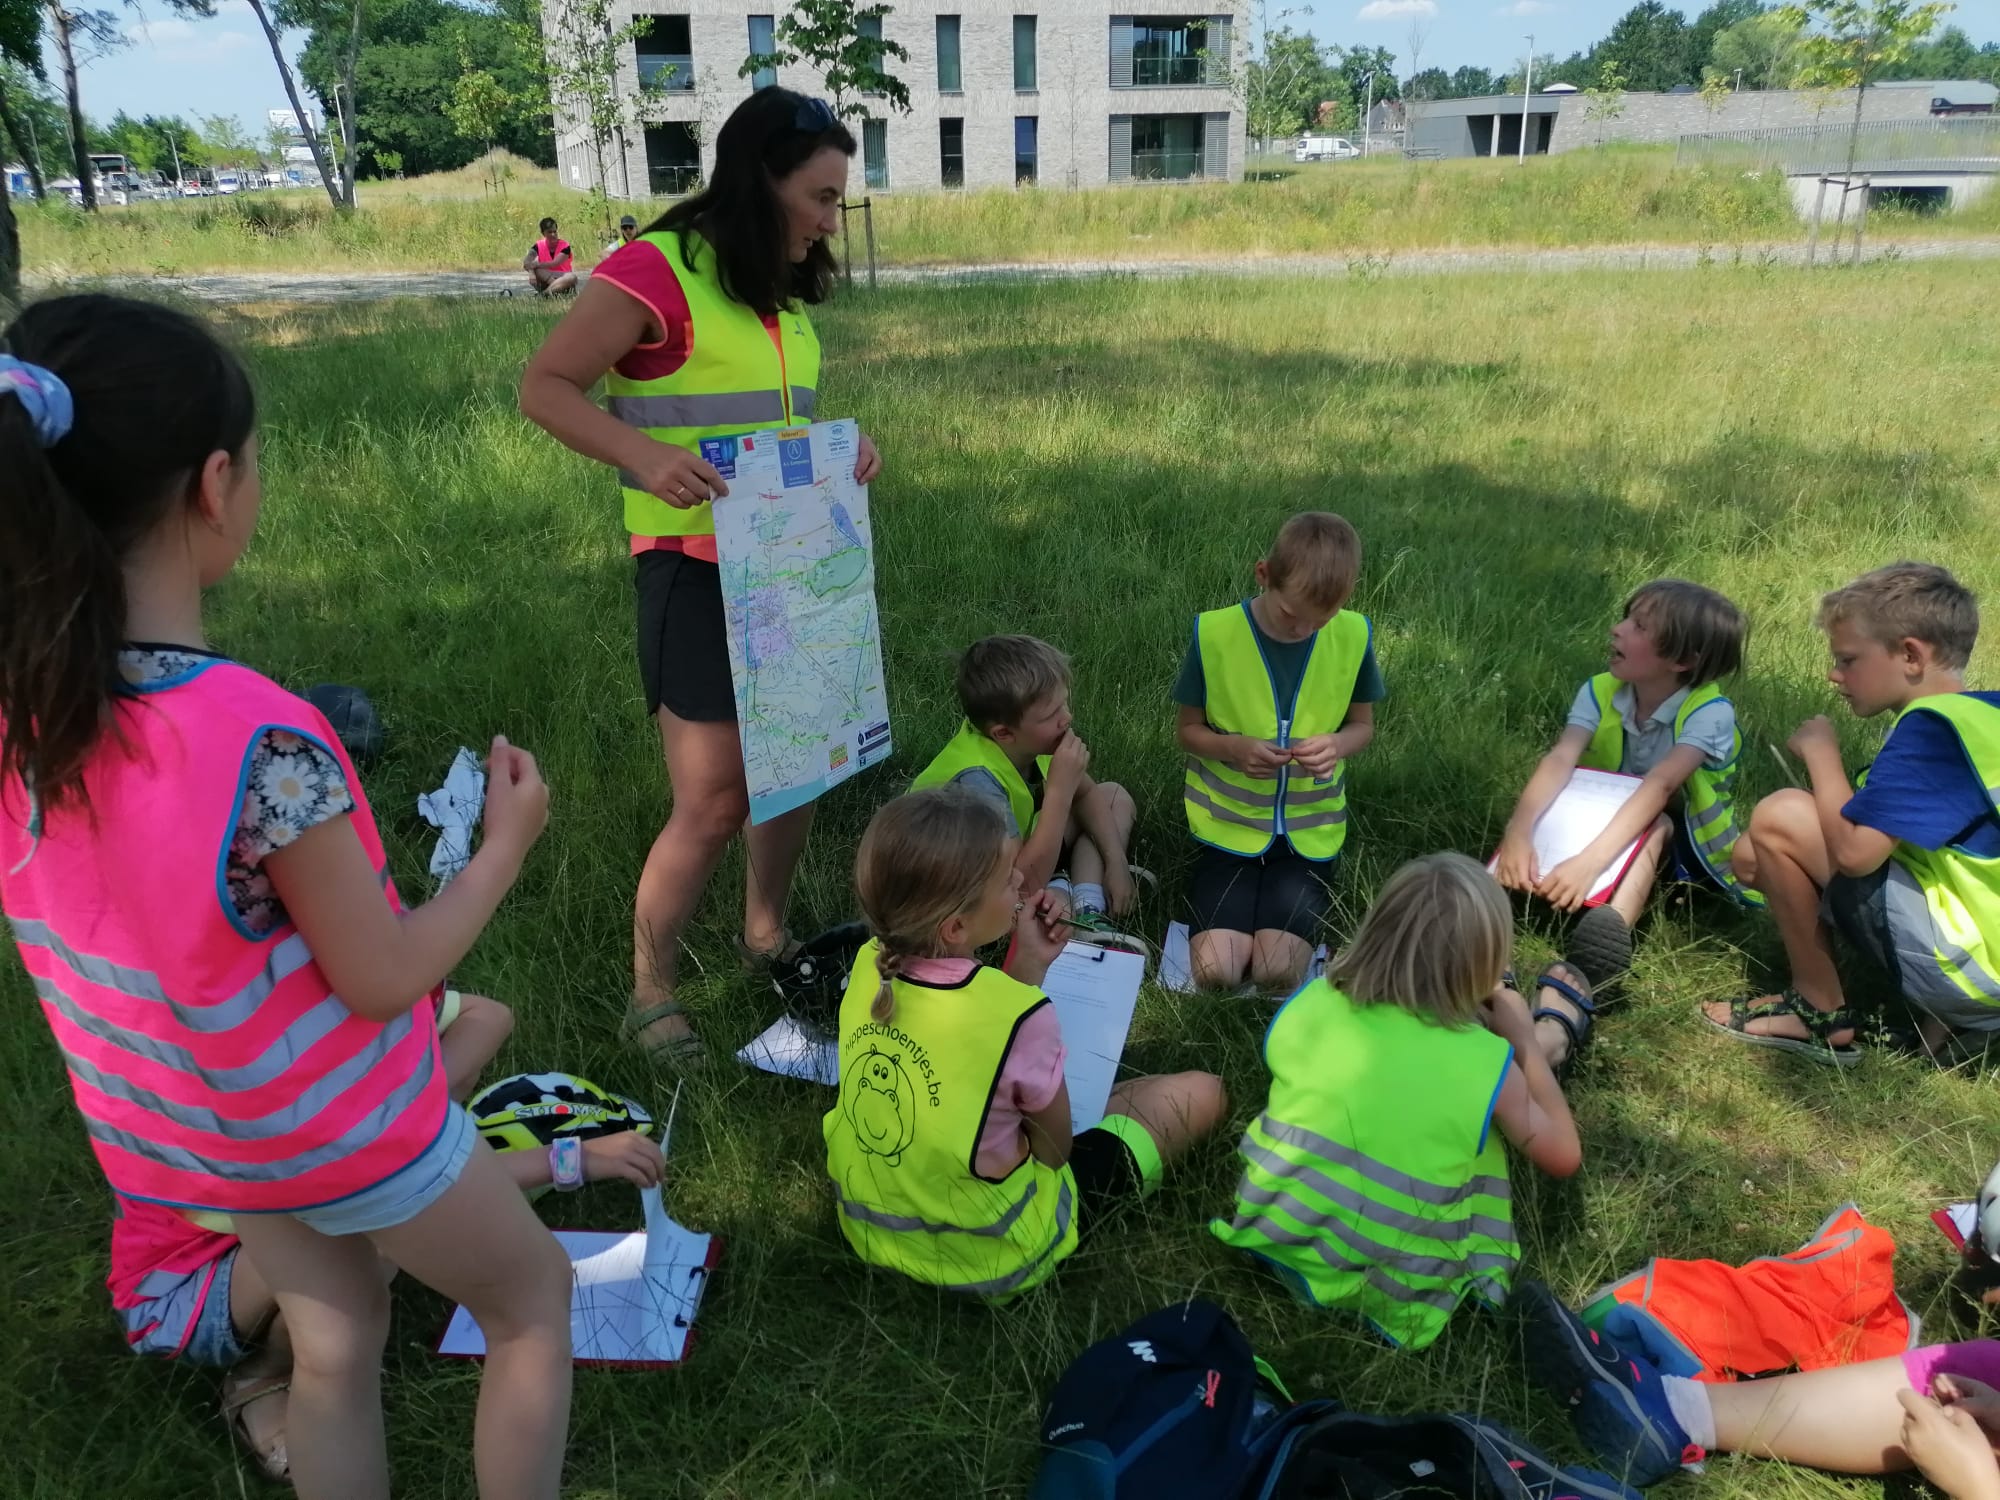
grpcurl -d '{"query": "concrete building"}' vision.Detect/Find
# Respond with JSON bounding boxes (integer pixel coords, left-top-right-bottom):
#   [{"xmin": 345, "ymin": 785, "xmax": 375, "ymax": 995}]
[
  {"xmin": 545, "ymin": 1, "xmax": 1247, "ymax": 198},
  {"xmin": 1405, "ymin": 80, "xmax": 1988, "ymax": 159}
]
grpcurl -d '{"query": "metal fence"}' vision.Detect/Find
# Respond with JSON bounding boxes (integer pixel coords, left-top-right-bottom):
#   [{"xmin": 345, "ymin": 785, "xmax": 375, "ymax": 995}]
[{"xmin": 1675, "ymin": 115, "xmax": 2000, "ymax": 174}]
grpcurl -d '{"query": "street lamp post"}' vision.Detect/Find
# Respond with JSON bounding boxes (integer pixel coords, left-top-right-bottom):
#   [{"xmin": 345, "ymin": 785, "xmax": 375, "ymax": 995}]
[
  {"xmin": 1360, "ymin": 69, "xmax": 1375, "ymax": 157},
  {"xmin": 1518, "ymin": 34, "xmax": 1534, "ymax": 163}
]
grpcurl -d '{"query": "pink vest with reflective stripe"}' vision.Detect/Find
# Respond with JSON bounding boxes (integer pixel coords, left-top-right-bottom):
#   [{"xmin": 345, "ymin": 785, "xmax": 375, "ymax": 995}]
[{"xmin": 0, "ymin": 660, "xmax": 448, "ymax": 1212}]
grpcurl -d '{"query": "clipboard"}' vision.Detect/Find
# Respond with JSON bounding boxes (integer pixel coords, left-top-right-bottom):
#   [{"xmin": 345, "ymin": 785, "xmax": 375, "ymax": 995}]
[{"xmin": 1488, "ymin": 767, "xmax": 1647, "ymax": 907}]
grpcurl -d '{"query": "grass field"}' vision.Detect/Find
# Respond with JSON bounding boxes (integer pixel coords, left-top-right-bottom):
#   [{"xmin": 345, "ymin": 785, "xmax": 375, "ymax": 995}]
[
  {"xmin": 19, "ymin": 146, "xmax": 2000, "ymax": 279},
  {"xmin": 5, "ymin": 260, "xmax": 2000, "ymax": 1499}
]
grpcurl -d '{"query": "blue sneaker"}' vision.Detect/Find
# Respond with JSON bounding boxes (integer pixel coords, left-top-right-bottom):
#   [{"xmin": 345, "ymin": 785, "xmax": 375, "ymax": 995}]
[{"xmin": 1513, "ymin": 1280, "xmax": 1700, "ymax": 1487}]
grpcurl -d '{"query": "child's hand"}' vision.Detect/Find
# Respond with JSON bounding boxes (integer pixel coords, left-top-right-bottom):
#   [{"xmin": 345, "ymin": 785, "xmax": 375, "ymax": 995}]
[
  {"xmin": 1290, "ymin": 733, "xmax": 1342, "ymax": 780},
  {"xmin": 853, "ymin": 431, "xmax": 882, "ymax": 485},
  {"xmin": 1935, "ymin": 1375, "xmax": 2000, "ymax": 1442},
  {"xmin": 1011, "ymin": 890, "xmax": 1068, "ymax": 976},
  {"xmin": 482, "ymin": 735, "xmax": 550, "ymax": 865},
  {"xmin": 1898, "ymin": 1388, "xmax": 2000, "ymax": 1500},
  {"xmin": 1102, "ymin": 858, "xmax": 1136, "ymax": 918},
  {"xmin": 1048, "ymin": 730, "xmax": 1091, "ymax": 794},
  {"xmin": 1536, "ymin": 854, "xmax": 1597, "ymax": 913},
  {"xmin": 1481, "ymin": 985, "xmax": 1534, "ymax": 1044},
  {"xmin": 1229, "ymin": 737, "xmax": 1291, "ymax": 778},
  {"xmin": 1494, "ymin": 832, "xmax": 1541, "ymax": 892},
  {"xmin": 584, "ymin": 1132, "xmax": 665, "ymax": 1188},
  {"xmin": 1789, "ymin": 715, "xmax": 1840, "ymax": 759}
]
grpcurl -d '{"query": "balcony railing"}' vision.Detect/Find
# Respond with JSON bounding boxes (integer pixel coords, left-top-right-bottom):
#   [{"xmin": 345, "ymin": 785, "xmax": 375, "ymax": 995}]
[
  {"xmin": 1131, "ymin": 55, "xmax": 1206, "ymax": 87},
  {"xmin": 637, "ymin": 54, "xmax": 694, "ymax": 91},
  {"xmin": 1130, "ymin": 147, "xmax": 1204, "ymax": 179}
]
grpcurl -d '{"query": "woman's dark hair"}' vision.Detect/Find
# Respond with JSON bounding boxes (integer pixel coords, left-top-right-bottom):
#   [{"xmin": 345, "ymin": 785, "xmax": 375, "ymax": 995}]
[
  {"xmin": 0, "ymin": 294, "xmax": 257, "ymax": 814},
  {"xmin": 647, "ymin": 86, "xmax": 856, "ymax": 317}
]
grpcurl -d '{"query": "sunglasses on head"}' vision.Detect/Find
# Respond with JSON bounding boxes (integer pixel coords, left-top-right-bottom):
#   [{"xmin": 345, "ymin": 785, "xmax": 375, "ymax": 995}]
[{"xmin": 793, "ymin": 96, "xmax": 837, "ymax": 132}]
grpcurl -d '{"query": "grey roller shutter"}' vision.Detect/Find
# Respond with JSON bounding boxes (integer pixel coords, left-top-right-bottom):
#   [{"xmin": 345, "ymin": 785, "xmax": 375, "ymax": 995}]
[
  {"xmin": 1109, "ymin": 115, "xmax": 1132, "ymax": 181},
  {"xmin": 1205, "ymin": 14, "xmax": 1231, "ymax": 84},
  {"xmin": 1109, "ymin": 16, "xmax": 1133, "ymax": 88},
  {"xmin": 1204, "ymin": 113, "xmax": 1228, "ymax": 177}
]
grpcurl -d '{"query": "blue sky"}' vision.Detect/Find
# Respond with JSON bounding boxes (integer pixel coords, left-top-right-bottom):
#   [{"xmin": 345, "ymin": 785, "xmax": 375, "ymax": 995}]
[{"xmin": 62, "ymin": 0, "xmax": 2000, "ymax": 144}]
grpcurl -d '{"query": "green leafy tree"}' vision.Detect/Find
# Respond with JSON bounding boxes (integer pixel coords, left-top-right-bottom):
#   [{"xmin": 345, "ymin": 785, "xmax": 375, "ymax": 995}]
[
  {"xmin": 1408, "ymin": 64, "xmax": 1452, "ymax": 99},
  {"xmin": 1688, "ymin": 0, "xmax": 1764, "ymax": 76},
  {"xmin": 1448, "ymin": 63, "xmax": 1499, "ymax": 96},
  {"xmin": 200, "ymin": 112, "xmax": 258, "ymax": 169},
  {"xmin": 244, "ymin": 0, "xmax": 342, "ymax": 203},
  {"xmin": 1879, "ymin": 22, "xmax": 1976, "ymax": 79},
  {"xmin": 1583, "ymin": 59, "xmax": 1630, "ymax": 142},
  {"xmin": 514, "ymin": 0, "xmax": 657, "ymax": 227},
  {"xmin": 1243, "ymin": 26, "xmax": 1331, "ymax": 146},
  {"xmin": 1781, "ymin": 0, "xmax": 1955, "ymax": 173},
  {"xmin": 740, "ymin": 0, "xmax": 911, "ymax": 121},
  {"xmin": 1704, "ymin": 9, "xmax": 1806, "ymax": 87},
  {"xmin": 370, "ymin": 144, "xmax": 401, "ymax": 174},
  {"xmin": 443, "ymin": 34, "xmax": 518, "ymax": 190},
  {"xmin": 0, "ymin": 0, "xmax": 41, "ymax": 302},
  {"xmin": 1594, "ymin": 1, "xmax": 1697, "ymax": 91}
]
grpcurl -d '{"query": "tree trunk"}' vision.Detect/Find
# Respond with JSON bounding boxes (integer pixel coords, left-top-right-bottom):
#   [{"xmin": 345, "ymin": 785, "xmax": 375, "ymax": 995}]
[
  {"xmin": 0, "ymin": 179, "xmax": 19, "ymax": 308},
  {"xmin": 0, "ymin": 73, "xmax": 47, "ymax": 200},
  {"xmin": 1843, "ymin": 72, "xmax": 1864, "ymax": 177},
  {"xmin": 338, "ymin": 0, "xmax": 363, "ymax": 207},
  {"xmin": 243, "ymin": 0, "xmax": 344, "ymax": 208},
  {"xmin": 47, "ymin": 4, "xmax": 95, "ymax": 210}
]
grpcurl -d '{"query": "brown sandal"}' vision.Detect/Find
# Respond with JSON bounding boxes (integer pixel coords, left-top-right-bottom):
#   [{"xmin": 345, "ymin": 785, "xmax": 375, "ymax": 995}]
[
  {"xmin": 221, "ymin": 1371, "xmax": 291, "ymax": 1482},
  {"xmin": 621, "ymin": 998, "xmax": 707, "ymax": 1069}
]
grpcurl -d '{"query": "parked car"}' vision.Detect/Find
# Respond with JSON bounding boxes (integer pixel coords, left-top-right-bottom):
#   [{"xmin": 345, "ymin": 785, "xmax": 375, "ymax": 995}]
[{"xmin": 1295, "ymin": 135, "xmax": 1360, "ymax": 162}]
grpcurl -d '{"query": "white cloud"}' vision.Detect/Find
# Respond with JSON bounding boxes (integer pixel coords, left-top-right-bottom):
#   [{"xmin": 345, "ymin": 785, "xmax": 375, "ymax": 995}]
[
  {"xmin": 1357, "ymin": 0, "xmax": 1438, "ymax": 18},
  {"xmin": 1496, "ymin": 0, "xmax": 1554, "ymax": 13},
  {"xmin": 126, "ymin": 16, "xmax": 256, "ymax": 66}
]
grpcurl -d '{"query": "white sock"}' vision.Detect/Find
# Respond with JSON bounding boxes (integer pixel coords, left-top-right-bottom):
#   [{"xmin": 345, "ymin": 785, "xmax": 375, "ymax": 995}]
[
  {"xmin": 1662, "ymin": 1374, "xmax": 1716, "ymax": 1452},
  {"xmin": 1072, "ymin": 882, "xmax": 1106, "ymax": 916}
]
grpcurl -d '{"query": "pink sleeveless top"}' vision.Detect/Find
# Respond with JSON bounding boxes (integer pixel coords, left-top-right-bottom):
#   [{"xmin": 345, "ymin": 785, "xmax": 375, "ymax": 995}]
[{"xmin": 0, "ymin": 658, "xmax": 449, "ymax": 1212}]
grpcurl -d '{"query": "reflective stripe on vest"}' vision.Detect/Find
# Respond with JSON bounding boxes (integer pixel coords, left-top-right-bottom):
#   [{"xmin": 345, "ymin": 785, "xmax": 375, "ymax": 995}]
[
  {"xmin": 605, "ymin": 229, "xmax": 822, "ymax": 540},
  {"xmin": 1182, "ymin": 604, "xmax": 1369, "ymax": 861},
  {"xmin": 909, "ymin": 721, "xmax": 1050, "ymax": 837},
  {"xmin": 1211, "ymin": 980, "xmax": 1516, "ymax": 1349},
  {"xmin": 0, "ymin": 662, "xmax": 449, "ymax": 1212},
  {"xmin": 823, "ymin": 941, "xmax": 1079, "ymax": 1298},
  {"xmin": 1884, "ymin": 695, "xmax": 2000, "ymax": 1008},
  {"xmin": 1580, "ymin": 673, "xmax": 1764, "ymax": 908}
]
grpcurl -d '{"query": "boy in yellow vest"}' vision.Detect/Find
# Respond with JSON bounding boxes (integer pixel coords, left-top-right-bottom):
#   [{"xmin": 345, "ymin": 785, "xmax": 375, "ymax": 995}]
[
  {"xmin": 1175, "ymin": 512, "xmax": 1382, "ymax": 992},
  {"xmin": 1705, "ymin": 563, "xmax": 2000, "ymax": 1068},
  {"xmin": 911, "ymin": 635, "xmax": 1142, "ymax": 927},
  {"xmin": 1496, "ymin": 579, "xmax": 1753, "ymax": 1064}
]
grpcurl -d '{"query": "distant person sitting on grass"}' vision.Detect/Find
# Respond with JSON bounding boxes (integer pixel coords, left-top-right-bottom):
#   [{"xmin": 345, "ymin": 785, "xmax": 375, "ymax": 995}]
[
  {"xmin": 912, "ymin": 634, "xmax": 1145, "ymax": 937},
  {"xmin": 1518, "ymin": 1278, "xmax": 2000, "ymax": 1497},
  {"xmin": 524, "ymin": 216, "xmax": 577, "ymax": 296},
  {"xmin": 1495, "ymin": 579, "xmax": 1755, "ymax": 1065},
  {"xmin": 1703, "ymin": 563, "xmax": 2000, "ymax": 1068},
  {"xmin": 606, "ymin": 213, "xmax": 638, "ymax": 256}
]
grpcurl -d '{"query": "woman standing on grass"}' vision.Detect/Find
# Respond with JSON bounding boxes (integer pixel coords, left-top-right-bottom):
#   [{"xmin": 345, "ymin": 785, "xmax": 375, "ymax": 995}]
[{"xmin": 521, "ymin": 87, "xmax": 882, "ymax": 1063}]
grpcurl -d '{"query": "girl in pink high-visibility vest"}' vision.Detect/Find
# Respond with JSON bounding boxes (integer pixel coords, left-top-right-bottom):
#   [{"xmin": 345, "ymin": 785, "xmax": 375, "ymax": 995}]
[{"xmin": 0, "ymin": 294, "xmax": 574, "ymax": 1500}]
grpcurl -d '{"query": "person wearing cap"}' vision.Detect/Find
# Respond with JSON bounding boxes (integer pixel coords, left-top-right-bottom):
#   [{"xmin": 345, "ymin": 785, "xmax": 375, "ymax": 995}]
[
  {"xmin": 520, "ymin": 88, "xmax": 881, "ymax": 1066},
  {"xmin": 605, "ymin": 214, "xmax": 639, "ymax": 256}
]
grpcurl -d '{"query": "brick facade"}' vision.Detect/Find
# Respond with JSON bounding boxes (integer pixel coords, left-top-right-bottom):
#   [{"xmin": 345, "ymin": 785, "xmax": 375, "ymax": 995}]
[{"xmin": 547, "ymin": 0, "xmax": 1247, "ymax": 199}]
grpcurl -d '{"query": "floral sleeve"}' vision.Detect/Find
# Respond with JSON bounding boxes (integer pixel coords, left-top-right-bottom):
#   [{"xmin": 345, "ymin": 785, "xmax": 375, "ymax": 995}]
[{"xmin": 226, "ymin": 730, "xmax": 355, "ymax": 933}]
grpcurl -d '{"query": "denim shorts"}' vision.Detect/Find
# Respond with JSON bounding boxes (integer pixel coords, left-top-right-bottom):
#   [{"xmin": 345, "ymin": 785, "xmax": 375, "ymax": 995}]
[
  {"xmin": 278, "ymin": 1102, "xmax": 478, "ymax": 1238},
  {"xmin": 124, "ymin": 1247, "xmax": 251, "ymax": 1367}
]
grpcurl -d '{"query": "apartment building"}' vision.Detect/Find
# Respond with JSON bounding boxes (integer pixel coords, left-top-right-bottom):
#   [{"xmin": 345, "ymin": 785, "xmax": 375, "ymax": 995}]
[{"xmin": 546, "ymin": 1, "xmax": 1246, "ymax": 198}]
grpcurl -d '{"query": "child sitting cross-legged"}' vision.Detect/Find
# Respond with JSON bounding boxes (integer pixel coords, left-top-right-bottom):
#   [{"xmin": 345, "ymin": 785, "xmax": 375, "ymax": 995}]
[
  {"xmin": 825, "ymin": 788, "xmax": 1225, "ymax": 1299},
  {"xmin": 1704, "ymin": 563, "xmax": 2000, "ymax": 1067},
  {"xmin": 1212, "ymin": 852, "xmax": 1586, "ymax": 1351},
  {"xmin": 1175, "ymin": 512, "xmax": 1383, "ymax": 992},
  {"xmin": 1496, "ymin": 580, "xmax": 1756, "ymax": 1065},
  {"xmin": 913, "ymin": 635, "xmax": 1144, "ymax": 933}
]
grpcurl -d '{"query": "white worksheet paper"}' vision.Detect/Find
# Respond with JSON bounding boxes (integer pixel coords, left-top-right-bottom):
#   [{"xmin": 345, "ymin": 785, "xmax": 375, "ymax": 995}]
[
  {"xmin": 1489, "ymin": 767, "xmax": 1645, "ymax": 905},
  {"xmin": 438, "ymin": 1215, "xmax": 715, "ymax": 1366},
  {"xmin": 737, "ymin": 1013, "xmax": 840, "ymax": 1085},
  {"xmin": 1041, "ymin": 941, "xmax": 1144, "ymax": 1133}
]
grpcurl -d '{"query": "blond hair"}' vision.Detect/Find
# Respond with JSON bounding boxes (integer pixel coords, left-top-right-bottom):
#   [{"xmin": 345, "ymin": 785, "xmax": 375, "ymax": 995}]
[
  {"xmin": 957, "ymin": 634, "xmax": 1071, "ymax": 732},
  {"xmin": 853, "ymin": 788, "xmax": 1010, "ymax": 1022},
  {"xmin": 1623, "ymin": 579, "xmax": 1748, "ymax": 689},
  {"xmin": 1328, "ymin": 853, "xmax": 1511, "ymax": 1026},
  {"xmin": 1817, "ymin": 562, "xmax": 1979, "ymax": 671},
  {"xmin": 1263, "ymin": 512, "xmax": 1361, "ymax": 613}
]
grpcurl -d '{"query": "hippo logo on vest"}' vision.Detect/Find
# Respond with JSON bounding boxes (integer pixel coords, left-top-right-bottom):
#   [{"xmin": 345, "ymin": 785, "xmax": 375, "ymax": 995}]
[{"xmin": 843, "ymin": 1046, "xmax": 917, "ymax": 1165}]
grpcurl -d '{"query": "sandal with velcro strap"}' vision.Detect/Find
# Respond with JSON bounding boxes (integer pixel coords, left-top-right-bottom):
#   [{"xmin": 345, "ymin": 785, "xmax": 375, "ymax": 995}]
[
  {"xmin": 1530, "ymin": 961, "xmax": 1597, "ymax": 1068},
  {"xmin": 1702, "ymin": 988, "xmax": 1860, "ymax": 1068}
]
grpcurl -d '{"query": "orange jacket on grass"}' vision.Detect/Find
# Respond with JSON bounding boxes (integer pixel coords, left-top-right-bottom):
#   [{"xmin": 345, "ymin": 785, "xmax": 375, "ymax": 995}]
[{"xmin": 1579, "ymin": 1204, "xmax": 1918, "ymax": 1382}]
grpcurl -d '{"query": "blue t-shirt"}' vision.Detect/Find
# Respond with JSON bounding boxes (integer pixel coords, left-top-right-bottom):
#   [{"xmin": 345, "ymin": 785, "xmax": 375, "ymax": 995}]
[
  {"xmin": 1843, "ymin": 691, "xmax": 2000, "ymax": 857},
  {"xmin": 1173, "ymin": 607, "xmax": 1385, "ymax": 716}
]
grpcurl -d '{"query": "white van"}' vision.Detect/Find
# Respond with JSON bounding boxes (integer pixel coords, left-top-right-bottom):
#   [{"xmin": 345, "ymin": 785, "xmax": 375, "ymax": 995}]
[
  {"xmin": 215, "ymin": 171, "xmax": 242, "ymax": 195},
  {"xmin": 1295, "ymin": 135, "xmax": 1359, "ymax": 162}
]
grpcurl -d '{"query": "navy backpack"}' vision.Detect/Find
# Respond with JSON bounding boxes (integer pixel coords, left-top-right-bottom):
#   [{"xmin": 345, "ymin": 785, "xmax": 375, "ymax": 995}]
[{"xmin": 1031, "ymin": 1301, "xmax": 1643, "ymax": 1500}]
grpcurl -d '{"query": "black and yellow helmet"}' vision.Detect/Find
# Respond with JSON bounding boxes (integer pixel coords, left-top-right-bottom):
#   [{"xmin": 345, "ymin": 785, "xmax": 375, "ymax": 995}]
[{"xmin": 468, "ymin": 1072, "xmax": 655, "ymax": 1154}]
